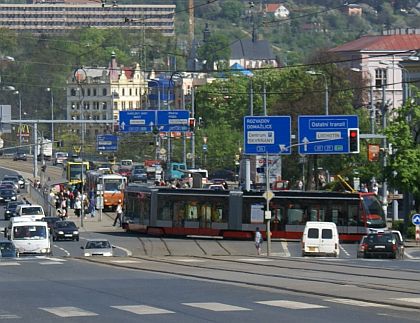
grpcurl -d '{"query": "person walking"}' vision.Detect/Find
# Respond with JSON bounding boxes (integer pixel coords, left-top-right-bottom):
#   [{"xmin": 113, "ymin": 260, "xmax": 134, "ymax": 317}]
[
  {"xmin": 255, "ymin": 227, "xmax": 263, "ymax": 255},
  {"xmin": 113, "ymin": 200, "xmax": 123, "ymax": 227},
  {"xmin": 74, "ymin": 197, "xmax": 82, "ymax": 218}
]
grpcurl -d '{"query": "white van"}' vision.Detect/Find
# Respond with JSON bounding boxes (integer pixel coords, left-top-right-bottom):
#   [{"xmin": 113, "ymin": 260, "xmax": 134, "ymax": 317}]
[
  {"xmin": 301, "ymin": 222, "xmax": 340, "ymax": 257},
  {"xmin": 7, "ymin": 217, "xmax": 51, "ymax": 255},
  {"xmin": 15, "ymin": 204, "xmax": 45, "ymax": 221}
]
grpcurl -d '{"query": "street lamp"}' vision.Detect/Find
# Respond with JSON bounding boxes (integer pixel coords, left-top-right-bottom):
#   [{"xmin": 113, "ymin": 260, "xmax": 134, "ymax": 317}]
[
  {"xmin": 46, "ymin": 88, "xmax": 54, "ymax": 146},
  {"xmin": 306, "ymin": 70, "xmax": 329, "ymax": 115},
  {"xmin": 13, "ymin": 90, "xmax": 22, "ymax": 147}
]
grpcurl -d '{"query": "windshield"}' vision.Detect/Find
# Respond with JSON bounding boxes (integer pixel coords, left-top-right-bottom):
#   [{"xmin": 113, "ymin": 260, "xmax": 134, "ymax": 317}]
[
  {"xmin": 12, "ymin": 225, "xmax": 47, "ymax": 240},
  {"xmin": 21, "ymin": 207, "xmax": 43, "ymax": 215},
  {"xmin": 86, "ymin": 241, "xmax": 111, "ymax": 249},
  {"xmin": 56, "ymin": 222, "xmax": 76, "ymax": 229},
  {"xmin": 104, "ymin": 179, "xmax": 124, "ymax": 191},
  {"xmin": 363, "ymin": 195, "xmax": 386, "ymax": 229}
]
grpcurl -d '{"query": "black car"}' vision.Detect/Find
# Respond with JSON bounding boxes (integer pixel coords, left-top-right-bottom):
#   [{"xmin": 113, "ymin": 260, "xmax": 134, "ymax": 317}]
[
  {"xmin": 0, "ymin": 189, "xmax": 17, "ymax": 204},
  {"xmin": 4, "ymin": 200, "xmax": 26, "ymax": 221},
  {"xmin": 13, "ymin": 151, "xmax": 27, "ymax": 161},
  {"xmin": 130, "ymin": 169, "xmax": 147, "ymax": 183},
  {"xmin": 52, "ymin": 220, "xmax": 79, "ymax": 241},
  {"xmin": 360, "ymin": 232, "xmax": 404, "ymax": 259},
  {"xmin": 0, "ymin": 240, "xmax": 18, "ymax": 258},
  {"xmin": 42, "ymin": 216, "xmax": 62, "ymax": 233}
]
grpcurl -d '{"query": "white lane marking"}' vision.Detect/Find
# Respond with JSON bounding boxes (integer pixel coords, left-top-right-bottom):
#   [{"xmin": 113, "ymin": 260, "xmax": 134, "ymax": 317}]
[
  {"xmin": 46, "ymin": 257, "xmax": 67, "ymax": 262},
  {"xmin": 325, "ymin": 298, "xmax": 390, "ymax": 308},
  {"xmin": 392, "ymin": 298, "xmax": 420, "ymax": 304},
  {"xmin": 256, "ymin": 300, "xmax": 327, "ymax": 309},
  {"xmin": 52, "ymin": 246, "xmax": 71, "ymax": 257},
  {"xmin": 404, "ymin": 252, "xmax": 414, "ymax": 259},
  {"xmin": 281, "ymin": 241, "xmax": 291, "ymax": 257},
  {"xmin": 237, "ymin": 258, "xmax": 273, "ymax": 262},
  {"xmin": 39, "ymin": 306, "xmax": 98, "ymax": 317},
  {"xmin": 113, "ymin": 245, "xmax": 133, "ymax": 257},
  {"xmin": 339, "ymin": 245, "xmax": 350, "ymax": 257},
  {"xmin": 111, "ymin": 260, "xmax": 142, "ymax": 264},
  {"xmin": 39, "ymin": 261, "xmax": 64, "ymax": 265},
  {"xmin": 0, "ymin": 262, "xmax": 20, "ymax": 266},
  {"xmin": 183, "ymin": 302, "xmax": 251, "ymax": 312},
  {"xmin": 112, "ymin": 305, "xmax": 174, "ymax": 315},
  {"xmin": 171, "ymin": 258, "xmax": 205, "ymax": 263},
  {"xmin": 0, "ymin": 314, "xmax": 20, "ymax": 319}
]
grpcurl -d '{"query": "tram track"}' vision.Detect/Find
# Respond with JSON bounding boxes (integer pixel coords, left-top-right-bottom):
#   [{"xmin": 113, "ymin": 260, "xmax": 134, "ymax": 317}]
[{"xmin": 81, "ymin": 255, "xmax": 420, "ymax": 310}]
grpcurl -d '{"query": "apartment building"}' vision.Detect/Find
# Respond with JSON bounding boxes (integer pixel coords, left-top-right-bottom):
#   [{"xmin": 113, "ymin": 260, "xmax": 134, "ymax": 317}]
[
  {"xmin": 66, "ymin": 52, "xmax": 146, "ymax": 139},
  {"xmin": 0, "ymin": 0, "xmax": 175, "ymax": 35}
]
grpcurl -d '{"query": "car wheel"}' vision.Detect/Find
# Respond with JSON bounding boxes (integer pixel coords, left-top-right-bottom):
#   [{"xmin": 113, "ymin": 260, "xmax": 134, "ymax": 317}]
[{"xmin": 76, "ymin": 237, "xmax": 79, "ymax": 241}]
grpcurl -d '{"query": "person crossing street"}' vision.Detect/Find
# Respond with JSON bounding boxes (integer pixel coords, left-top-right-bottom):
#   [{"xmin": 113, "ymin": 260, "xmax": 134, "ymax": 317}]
[{"xmin": 113, "ymin": 200, "xmax": 123, "ymax": 227}]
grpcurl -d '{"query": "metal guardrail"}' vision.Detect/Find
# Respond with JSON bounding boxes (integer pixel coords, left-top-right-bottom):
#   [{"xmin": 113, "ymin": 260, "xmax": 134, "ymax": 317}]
[{"xmin": 27, "ymin": 181, "xmax": 56, "ymax": 217}]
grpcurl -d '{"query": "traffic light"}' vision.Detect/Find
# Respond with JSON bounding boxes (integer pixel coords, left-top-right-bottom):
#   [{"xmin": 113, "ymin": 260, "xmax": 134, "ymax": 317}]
[
  {"xmin": 189, "ymin": 118, "xmax": 196, "ymax": 132},
  {"xmin": 348, "ymin": 128, "xmax": 359, "ymax": 153},
  {"xmin": 56, "ymin": 140, "xmax": 63, "ymax": 148}
]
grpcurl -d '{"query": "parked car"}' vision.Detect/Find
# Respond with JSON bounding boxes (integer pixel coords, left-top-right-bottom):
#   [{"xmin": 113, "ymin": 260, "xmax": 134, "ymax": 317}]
[
  {"xmin": 0, "ymin": 189, "xmax": 17, "ymax": 204},
  {"xmin": 42, "ymin": 216, "xmax": 62, "ymax": 233},
  {"xmin": 13, "ymin": 151, "xmax": 27, "ymax": 161},
  {"xmin": 4, "ymin": 200, "xmax": 26, "ymax": 221},
  {"xmin": 52, "ymin": 220, "xmax": 79, "ymax": 241},
  {"xmin": 0, "ymin": 240, "xmax": 18, "ymax": 258},
  {"xmin": 81, "ymin": 239, "xmax": 114, "ymax": 256},
  {"xmin": 130, "ymin": 169, "xmax": 147, "ymax": 183},
  {"xmin": 360, "ymin": 232, "xmax": 404, "ymax": 259}
]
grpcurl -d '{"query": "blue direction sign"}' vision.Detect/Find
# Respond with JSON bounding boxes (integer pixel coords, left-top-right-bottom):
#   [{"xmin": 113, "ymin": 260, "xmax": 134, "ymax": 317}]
[
  {"xmin": 157, "ymin": 110, "xmax": 190, "ymax": 132},
  {"xmin": 244, "ymin": 116, "xmax": 291, "ymax": 155},
  {"xmin": 119, "ymin": 110, "xmax": 156, "ymax": 133},
  {"xmin": 96, "ymin": 134, "xmax": 118, "ymax": 152},
  {"xmin": 412, "ymin": 214, "xmax": 420, "ymax": 226},
  {"xmin": 298, "ymin": 115, "xmax": 359, "ymax": 154}
]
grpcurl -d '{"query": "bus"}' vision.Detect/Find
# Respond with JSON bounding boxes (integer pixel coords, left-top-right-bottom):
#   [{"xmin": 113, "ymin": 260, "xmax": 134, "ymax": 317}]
[
  {"xmin": 122, "ymin": 186, "xmax": 387, "ymax": 241},
  {"xmin": 64, "ymin": 161, "xmax": 90, "ymax": 186},
  {"xmin": 86, "ymin": 171, "xmax": 127, "ymax": 210},
  {"xmin": 6, "ymin": 217, "xmax": 51, "ymax": 255}
]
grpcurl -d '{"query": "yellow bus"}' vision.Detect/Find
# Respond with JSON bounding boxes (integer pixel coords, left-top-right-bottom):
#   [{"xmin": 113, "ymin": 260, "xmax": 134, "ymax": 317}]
[{"xmin": 64, "ymin": 161, "xmax": 90, "ymax": 186}]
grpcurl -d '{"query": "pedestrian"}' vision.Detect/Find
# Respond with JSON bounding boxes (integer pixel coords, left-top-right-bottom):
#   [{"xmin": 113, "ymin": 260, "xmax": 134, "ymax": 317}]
[
  {"xmin": 74, "ymin": 197, "xmax": 82, "ymax": 218},
  {"xmin": 255, "ymin": 227, "xmax": 263, "ymax": 255},
  {"xmin": 113, "ymin": 200, "xmax": 123, "ymax": 227}
]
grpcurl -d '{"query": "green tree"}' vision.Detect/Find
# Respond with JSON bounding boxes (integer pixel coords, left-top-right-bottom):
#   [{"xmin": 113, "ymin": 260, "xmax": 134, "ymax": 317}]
[
  {"xmin": 197, "ymin": 32, "xmax": 231, "ymax": 71},
  {"xmin": 220, "ymin": 0, "xmax": 244, "ymax": 24},
  {"xmin": 385, "ymin": 101, "xmax": 420, "ymax": 210}
]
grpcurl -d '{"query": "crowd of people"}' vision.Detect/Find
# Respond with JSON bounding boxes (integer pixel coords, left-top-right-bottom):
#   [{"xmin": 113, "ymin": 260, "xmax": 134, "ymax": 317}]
[{"xmin": 48, "ymin": 185, "xmax": 96, "ymax": 220}]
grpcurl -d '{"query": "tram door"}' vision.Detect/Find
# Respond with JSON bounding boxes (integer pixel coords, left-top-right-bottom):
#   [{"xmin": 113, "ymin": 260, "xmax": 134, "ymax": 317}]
[
  {"xmin": 271, "ymin": 207, "xmax": 285, "ymax": 231},
  {"xmin": 200, "ymin": 204, "xmax": 212, "ymax": 228}
]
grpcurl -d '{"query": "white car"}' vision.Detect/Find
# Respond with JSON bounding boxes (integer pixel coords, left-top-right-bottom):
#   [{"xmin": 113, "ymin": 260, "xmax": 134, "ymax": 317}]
[{"xmin": 81, "ymin": 239, "xmax": 114, "ymax": 257}]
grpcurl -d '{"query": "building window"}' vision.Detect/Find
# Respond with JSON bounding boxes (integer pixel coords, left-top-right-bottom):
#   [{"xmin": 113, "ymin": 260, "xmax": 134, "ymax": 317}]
[
  {"xmin": 129, "ymin": 101, "xmax": 133, "ymax": 109},
  {"xmin": 87, "ymin": 88, "xmax": 91, "ymax": 96},
  {"xmin": 122, "ymin": 88, "xmax": 125, "ymax": 96},
  {"xmin": 375, "ymin": 68, "xmax": 387, "ymax": 88},
  {"xmin": 114, "ymin": 102, "xmax": 118, "ymax": 110},
  {"xmin": 136, "ymin": 101, "xmax": 140, "ymax": 109},
  {"xmin": 93, "ymin": 88, "xmax": 97, "ymax": 96},
  {"xmin": 122, "ymin": 101, "xmax": 126, "ymax": 110},
  {"xmin": 70, "ymin": 88, "xmax": 77, "ymax": 96},
  {"xmin": 102, "ymin": 102, "xmax": 107, "ymax": 110},
  {"xmin": 103, "ymin": 88, "xmax": 107, "ymax": 96},
  {"xmin": 129, "ymin": 88, "xmax": 132, "ymax": 96}
]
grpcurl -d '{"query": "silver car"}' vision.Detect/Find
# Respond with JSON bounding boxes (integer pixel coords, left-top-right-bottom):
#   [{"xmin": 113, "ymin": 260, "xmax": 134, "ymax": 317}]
[{"xmin": 81, "ymin": 239, "xmax": 114, "ymax": 257}]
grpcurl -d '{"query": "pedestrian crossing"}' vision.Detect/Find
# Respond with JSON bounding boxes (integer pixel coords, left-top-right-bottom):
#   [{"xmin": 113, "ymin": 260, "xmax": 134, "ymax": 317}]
[
  {"xmin": 0, "ymin": 257, "xmax": 66, "ymax": 266},
  {"xmin": 0, "ymin": 297, "xmax": 416, "ymax": 319}
]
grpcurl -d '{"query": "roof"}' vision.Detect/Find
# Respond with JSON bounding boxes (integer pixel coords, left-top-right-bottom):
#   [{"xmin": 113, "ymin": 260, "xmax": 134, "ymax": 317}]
[
  {"xmin": 230, "ymin": 39, "xmax": 276, "ymax": 60},
  {"xmin": 330, "ymin": 34, "xmax": 420, "ymax": 52},
  {"xmin": 265, "ymin": 4, "xmax": 280, "ymax": 13}
]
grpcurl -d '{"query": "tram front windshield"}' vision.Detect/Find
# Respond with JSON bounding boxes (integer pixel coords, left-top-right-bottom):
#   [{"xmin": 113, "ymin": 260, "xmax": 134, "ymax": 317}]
[{"xmin": 363, "ymin": 195, "xmax": 386, "ymax": 229}]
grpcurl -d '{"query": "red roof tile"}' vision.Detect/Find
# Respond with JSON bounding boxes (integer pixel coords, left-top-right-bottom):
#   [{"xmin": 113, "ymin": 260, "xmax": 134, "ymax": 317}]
[
  {"xmin": 265, "ymin": 4, "xmax": 280, "ymax": 13},
  {"xmin": 123, "ymin": 68, "xmax": 134, "ymax": 79},
  {"xmin": 330, "ymin": 34, "xmax": 420, "ymax": 52}
]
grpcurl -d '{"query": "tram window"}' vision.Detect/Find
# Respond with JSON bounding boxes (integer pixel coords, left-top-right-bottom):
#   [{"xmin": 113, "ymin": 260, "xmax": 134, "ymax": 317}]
[
  {"xmin": 309, "ymin": 209, "xmax": 318, "ymax": 221},
  {"xmin": 348, "ymin": 204, "xmax": 360, "ymax": 226},
  {"xmin": 159, "ymin": 202, "xmax": 172, "ymax": 221},
  {"xmin": 187, "ymin": 205, "xmax": 198, "ymax": 220},
  {"xmin": 287, "ymin": 208, "xmax": 304, "ymax": 225},
  {"xmin": 213, "ymin": 208, "xmax": 223, "ymax": 222}
]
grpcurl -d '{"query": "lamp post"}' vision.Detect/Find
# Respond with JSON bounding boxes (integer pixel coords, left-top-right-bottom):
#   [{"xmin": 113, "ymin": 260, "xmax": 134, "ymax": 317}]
[
  {"xmin": 306, "ymin": 70, "xmax": 329, "ymax": 115},
  {"xmin": 14, "ymin": 90, "xmax": 22, "ymax": 147},
  {"xmin": 46, "ymin": 88, "xmax": 54, "ymax": 146}
]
